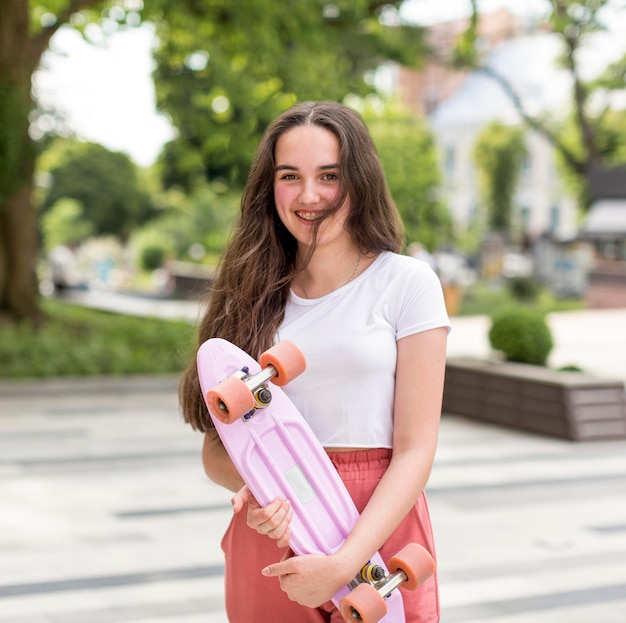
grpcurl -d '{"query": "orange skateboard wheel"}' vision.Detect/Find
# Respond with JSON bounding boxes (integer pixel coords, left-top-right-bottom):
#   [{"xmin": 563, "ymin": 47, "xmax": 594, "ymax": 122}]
[
  {"xmin": 206, "ymin": 376, "xmax": 255, "ymax": 424},
  {"xmin": 259, "ymin": 341, "xmax": 306, "ymax": 386},
  {"xmin": 339, "ymin": 583, "xmax": 387, "ymax": 623},
  {"xmin": 388, "ymin": 543, "xmax": 435, "ymax": 591}
]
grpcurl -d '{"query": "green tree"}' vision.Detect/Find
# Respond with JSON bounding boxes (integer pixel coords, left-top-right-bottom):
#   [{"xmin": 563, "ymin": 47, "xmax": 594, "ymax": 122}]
[
  {"xmin": 1, "ymin": 0, "xmax": 428, "ymax": 322},
  {"xmin": 0, "ymin": 0, "xmax": 122, "ymax": 322},
  {"xmin": 454, "ymin": 0, "xmax": 626, "ymax": 209},
  {"xmin": 130, "ymin": 184, "xmax": 240, "ymax": 263},
  {"xmin": 366, "ymin": 105, "xmax": 451, "ymax": 250},
  {"xmin": 473, "ymin": 120, "xmax": 527, "ymax": 239},
  {"xmin": 41, "ymin": 141, "xmax": 154, "ymax": 239},
  {"xmin": 556, "ymin": 105, "xmax": 626, "ymax": 202},
  {"xmin": 40, "ymin": 197, "xmax": 94, "ymax": 250},
  {"xmin": 150, "ymin": 0, "xmax": 429, "ymax": 189}
]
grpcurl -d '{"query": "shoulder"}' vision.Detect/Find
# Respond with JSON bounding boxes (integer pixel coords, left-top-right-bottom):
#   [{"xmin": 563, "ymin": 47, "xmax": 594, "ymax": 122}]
[
  {"xmin": 360, "ymin": 252, "xmax": 445, "ymax": 309},
  {"xmin": 374, "ymin": 253, "xmax": 451, "ymax": 337},
  {"xmin": 372, "ymin": 251, "xmax": 440, "ymax": 283}
]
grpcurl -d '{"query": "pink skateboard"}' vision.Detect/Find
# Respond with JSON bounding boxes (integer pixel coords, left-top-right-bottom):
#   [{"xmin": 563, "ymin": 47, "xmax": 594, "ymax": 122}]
[{"xmin": 197, "ymin": 338, "xmax": 435, "ymax": 622}]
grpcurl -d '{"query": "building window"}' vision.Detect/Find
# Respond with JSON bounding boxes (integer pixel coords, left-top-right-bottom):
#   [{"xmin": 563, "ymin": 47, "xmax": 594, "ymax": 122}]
[
  {"xmin": 425, "ymin": 86, "xmax": 439, "ymax": 115},
  {"xmin": 549, "ymin": 204, "xmax": 559, "ymax": 233},
  {"xmin": 444, "ymin": 145, "xmax": 455, "ymax": 177},
  {"xmin": 520, "ymin": 205, "xmax": 530, "ymax": 232},
  {"xmin": 521, "ymin": 153, "xmax": 532, "ymax": 184},
  {"xmin": 469, "ymin": 204, "xmax": 479, "ymax": 226}
]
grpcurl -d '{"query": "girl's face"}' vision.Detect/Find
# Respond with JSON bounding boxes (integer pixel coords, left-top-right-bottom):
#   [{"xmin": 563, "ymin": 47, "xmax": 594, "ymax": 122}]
[{"xmin": 273, "ymin": 125, "xmax": 351, "ymax": 252}]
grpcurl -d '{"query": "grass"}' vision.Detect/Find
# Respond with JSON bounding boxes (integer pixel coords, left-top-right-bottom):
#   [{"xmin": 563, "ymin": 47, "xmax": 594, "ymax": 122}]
[{"xmin": 0, "ymin": 299, "xmax": 197, "ymax": 379}]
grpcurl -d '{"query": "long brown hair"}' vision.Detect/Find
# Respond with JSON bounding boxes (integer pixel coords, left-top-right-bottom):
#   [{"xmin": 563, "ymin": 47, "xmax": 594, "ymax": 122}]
[{"xmin": 180, "ymin": 101, "xmax": 404, "ymax": 431}]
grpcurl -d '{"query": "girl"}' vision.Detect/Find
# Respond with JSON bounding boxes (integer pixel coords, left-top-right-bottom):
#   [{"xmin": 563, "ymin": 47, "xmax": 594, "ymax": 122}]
[{"xmin": 179, "ymin": 101, "xmax": 450, "ymax": 622}]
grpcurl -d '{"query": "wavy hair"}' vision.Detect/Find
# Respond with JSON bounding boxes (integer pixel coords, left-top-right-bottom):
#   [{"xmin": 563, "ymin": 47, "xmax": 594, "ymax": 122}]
[{"xmin": 180, "ymin": 101, "xmax": 404, "ymax": 431}]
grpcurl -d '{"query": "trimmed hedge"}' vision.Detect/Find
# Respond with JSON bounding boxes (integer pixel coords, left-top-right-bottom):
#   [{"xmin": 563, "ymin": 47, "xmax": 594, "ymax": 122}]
[{"xmin": 488, "ymin": 308, "xmax": 554, "ymax": 366}]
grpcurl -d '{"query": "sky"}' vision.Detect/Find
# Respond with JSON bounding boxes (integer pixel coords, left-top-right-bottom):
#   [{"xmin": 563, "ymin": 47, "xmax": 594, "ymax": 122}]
[
  {"xmin": 33, "ymin": 0, "xmax": 624, "ymax": 167},
  {"xmin": 401, "ymin": 0, "xmax": 549, "ymax": 23},
  {"xmin": 34, "ymin": 23, "xmax": 174, "ymax": 167}
]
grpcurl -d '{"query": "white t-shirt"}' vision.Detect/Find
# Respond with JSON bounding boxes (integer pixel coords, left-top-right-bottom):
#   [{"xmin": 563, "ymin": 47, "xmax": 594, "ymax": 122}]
[{"xmin": 277, "ymin": 251, "xmax": 451, "ymax": 449}]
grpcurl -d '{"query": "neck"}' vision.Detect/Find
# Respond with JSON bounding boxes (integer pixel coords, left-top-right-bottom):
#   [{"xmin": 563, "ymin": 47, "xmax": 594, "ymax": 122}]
[{"xmin": 295, "ymin": 248, "xmax": 362, "ymax": 299}]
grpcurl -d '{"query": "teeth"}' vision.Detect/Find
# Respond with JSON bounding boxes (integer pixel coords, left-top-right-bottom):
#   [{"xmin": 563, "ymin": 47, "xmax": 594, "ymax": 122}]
[{"xmin": 296, "ymin": 211, "xmax": 322, "ymax": 221}]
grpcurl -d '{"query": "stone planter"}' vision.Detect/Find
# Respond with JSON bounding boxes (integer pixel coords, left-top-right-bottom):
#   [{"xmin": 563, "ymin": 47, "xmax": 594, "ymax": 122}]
[
  {"xmin": 168, "ymin": 261, "xmax": 216, "ymax": 300},
  {"xmin": 443, "ymin": 357, "xmax": 626, "ymax": 441}
]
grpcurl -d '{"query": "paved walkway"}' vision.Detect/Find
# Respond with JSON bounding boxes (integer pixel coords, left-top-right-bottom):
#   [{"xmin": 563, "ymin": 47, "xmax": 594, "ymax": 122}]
[{"xmin": 1, "ymin": 296, "xmax": 625, "ymax": 622}]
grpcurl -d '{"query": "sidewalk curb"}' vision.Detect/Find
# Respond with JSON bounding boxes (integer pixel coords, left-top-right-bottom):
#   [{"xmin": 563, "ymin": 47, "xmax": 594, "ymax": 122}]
[{"xmin": 0, "ymin": 374, "xmax": 181, "ymax": 397}]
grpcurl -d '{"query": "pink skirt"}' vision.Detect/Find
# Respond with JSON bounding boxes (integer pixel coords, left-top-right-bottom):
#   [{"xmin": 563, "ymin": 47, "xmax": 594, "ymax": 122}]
[{"xmin": 221, "ymin": 448, "xmax": 440, "ymax": 622}]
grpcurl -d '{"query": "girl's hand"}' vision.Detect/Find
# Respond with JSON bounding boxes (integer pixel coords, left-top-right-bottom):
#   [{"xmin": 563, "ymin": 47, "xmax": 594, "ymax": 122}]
[
  {"xmin": 261, "ymin": 550, "xmax": 349, "ymax": 608},
  {"xmin": 231, "ymin": 485, "xmax": 293, "ymax": 548}
]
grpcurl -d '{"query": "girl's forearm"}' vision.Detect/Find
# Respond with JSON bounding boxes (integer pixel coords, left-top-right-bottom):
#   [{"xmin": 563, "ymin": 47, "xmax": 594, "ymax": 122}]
[
  {"xmin": 202, "ymin": 431, "xmax": 245, "ymax": 492},
  {"xmin": 334, "ymin": 447, "xmax": 434, "ymax": 582}
]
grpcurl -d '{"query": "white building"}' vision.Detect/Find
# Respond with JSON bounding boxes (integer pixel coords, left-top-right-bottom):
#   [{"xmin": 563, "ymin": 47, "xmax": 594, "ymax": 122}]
[
  {"xmin": 393, "ymin": 10, "xmax": 626, "ymax": 245},
  {"xmin": 428, "ymin": 32, "xmax": 579, "ymax": 242}
]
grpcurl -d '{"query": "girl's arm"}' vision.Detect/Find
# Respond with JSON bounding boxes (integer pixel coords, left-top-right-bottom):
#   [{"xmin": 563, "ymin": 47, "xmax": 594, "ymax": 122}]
[
  {"xmin": 202, "ymin": 429, "xmax": 293, "ymax": 546},
  {"xmin": 262, "ymin": 326, "xmax": 448, "ymax": 607},
  {"xmin": 201, "ymin": 430, "xmax": 244, "ymax": 492}
]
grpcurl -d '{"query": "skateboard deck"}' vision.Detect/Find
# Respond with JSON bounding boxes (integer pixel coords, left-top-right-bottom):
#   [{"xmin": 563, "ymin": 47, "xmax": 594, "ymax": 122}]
[{"xmin": 197, "ymin": 337, "xmax": 435, "ymax": 622}]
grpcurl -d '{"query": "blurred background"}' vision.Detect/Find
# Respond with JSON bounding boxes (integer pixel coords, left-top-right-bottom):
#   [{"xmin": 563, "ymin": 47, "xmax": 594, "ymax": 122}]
[
  {"xmin": 1, "ymin": 1, "xmax": 625, "ymax": 622},
  {"xmin": 2, "ymin": 0, "xmax": 626, "ymax": 338}
]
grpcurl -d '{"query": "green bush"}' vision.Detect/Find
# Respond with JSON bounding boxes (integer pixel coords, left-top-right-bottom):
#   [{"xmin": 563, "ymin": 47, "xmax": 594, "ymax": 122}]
[
  {"xmin": 488, "ymin": 308, "xmax": 554, "ymax": 366},
  {"xmin": 140, "ymin": 244, "xmax": 167, "ymax": 271},
  {"xmin": 0, "ymin": 300, "xmax": 196, "ymax": 378},
  {"xmin": 506, "ymin": 276, "xmax": 540, "ymax": 302}
]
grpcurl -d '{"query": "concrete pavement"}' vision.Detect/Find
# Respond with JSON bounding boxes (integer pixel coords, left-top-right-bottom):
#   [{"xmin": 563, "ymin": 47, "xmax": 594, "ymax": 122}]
[{"xmin": 1, "ymin": 298, "xmax": 626, "ymax": 622}]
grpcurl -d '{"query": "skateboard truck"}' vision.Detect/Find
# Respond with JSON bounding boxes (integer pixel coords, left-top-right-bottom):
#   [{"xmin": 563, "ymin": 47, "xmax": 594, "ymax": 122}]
[
  {"xmin": 207, "ymin": 340, "xmax": 306, "ymax": 424},
  {"xmin": 244, "ymin": 365, "xmax": 277, "ymax": 408},
  {"xmin": 367, "ymin": 565, "xmax": 410, "ymax": 599},
  {"xmin": 359, "ymin": 562, "xmax": 386, "ymax": 584},
  {"xmin": 340, "ymin": 544, "xmax": 436, "ymax": 622},
  {"xmin": 243, "ymin": 365, "xmax": 276, "ymax": 411},
  {"xmin": 212, "ymin": 365, "xmax": 277, "ymax": 421},
  {"xmin": 348, "ymin": 561, "xmax": 410, "ymax": 601}
]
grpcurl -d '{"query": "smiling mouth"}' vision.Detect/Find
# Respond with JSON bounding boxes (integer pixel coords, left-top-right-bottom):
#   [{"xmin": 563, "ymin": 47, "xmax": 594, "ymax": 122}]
[{"xmin": 296, "ymin": 211, "xmax": 324, "ymax": 222}]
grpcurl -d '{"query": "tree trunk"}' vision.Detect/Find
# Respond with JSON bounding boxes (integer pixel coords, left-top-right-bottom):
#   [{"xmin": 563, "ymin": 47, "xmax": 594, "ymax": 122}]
[
  {"xmin": 0, "ymin": 174, "xmax": 40, "ymax": 320},
  {"xmin": 0, "ymin": 0, "xmax": 101, "ymax": 321},
  {"xmin": 0, "ymin": 173, "xmax": 40, "ymax": 321},
  {"xmin": 0, "ymin": 2, "xmax": 36, "ymax": 320}
]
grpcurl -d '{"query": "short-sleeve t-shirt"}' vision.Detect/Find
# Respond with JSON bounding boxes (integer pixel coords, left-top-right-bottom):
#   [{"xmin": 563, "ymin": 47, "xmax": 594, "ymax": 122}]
[{"xmin": 276, "ymin": 251, "xmax": 451, "ymax": 449}]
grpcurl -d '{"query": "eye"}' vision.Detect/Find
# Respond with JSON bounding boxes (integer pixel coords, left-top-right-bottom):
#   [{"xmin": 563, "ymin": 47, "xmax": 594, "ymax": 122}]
[
  {"xmin": 279, "ymin": 173, "xmax": 298, "ymax": 181},
  {"xmin": 321, "ymin": 172, "xmax": 339, "ymax": 181}
]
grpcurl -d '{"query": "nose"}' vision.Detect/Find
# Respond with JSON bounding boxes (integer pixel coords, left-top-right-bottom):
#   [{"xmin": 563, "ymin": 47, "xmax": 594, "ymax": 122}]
[{"xmin": 299, "ymin": 179, "xmax": 320, "ymax": 204}]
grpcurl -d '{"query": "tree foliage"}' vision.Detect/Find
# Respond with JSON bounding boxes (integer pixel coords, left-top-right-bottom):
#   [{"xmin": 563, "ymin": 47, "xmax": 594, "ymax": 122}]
[
  {"xmin": 40, "ymin": 197, "xmax": 94, "ymax": 250},
  {"xmin": 129, "ymin": 185, "xmax": 240, "ymax": 265},
  {"xmin": 473, "ymin": 120, "xmax": 527, "ymax": 238},
  {"xmin": 41, "ymin": 140, "xmax": 154, "ymax": 239},
  {"xmin": 366, "ymin": 105, "xmax": 451, "ymax": 251},
  {"xmin": 149, "ymin": 0, "xmax": 429, "ymax": 189}
]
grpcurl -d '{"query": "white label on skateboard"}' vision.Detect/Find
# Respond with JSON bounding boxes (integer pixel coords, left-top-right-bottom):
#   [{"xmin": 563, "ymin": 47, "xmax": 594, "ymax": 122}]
[{"xmin": 284, "ymin": 464, "xmax": 316, "ymax": 505}]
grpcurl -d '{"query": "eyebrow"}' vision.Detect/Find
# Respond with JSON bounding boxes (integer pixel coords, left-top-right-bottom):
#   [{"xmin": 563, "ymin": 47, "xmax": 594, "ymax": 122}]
[{"xmin": 275, "ymin": 163, "xmax": 340, "ymax": 171}]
